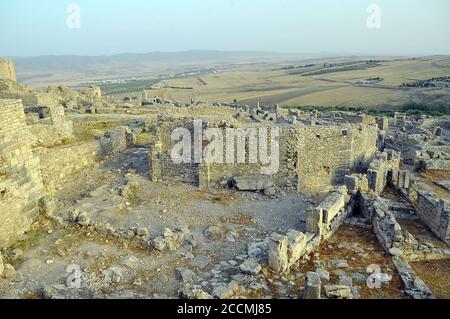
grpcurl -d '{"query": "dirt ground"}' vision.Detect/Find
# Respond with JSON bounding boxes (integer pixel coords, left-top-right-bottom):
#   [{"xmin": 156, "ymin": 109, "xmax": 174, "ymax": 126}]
[
  {"xmin": 0, "ymin": 137, "xmax": 448, "ymax": 300},
  {"xmin": 410, "ymin": 259, "xmax": 450, "ymax": 299}
]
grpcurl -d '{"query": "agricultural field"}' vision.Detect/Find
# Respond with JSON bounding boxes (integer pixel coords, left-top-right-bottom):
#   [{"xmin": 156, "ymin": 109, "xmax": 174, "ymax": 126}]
[{"xmin": 151, "ymin": 57, "xmax": 450, "ymax": 113}]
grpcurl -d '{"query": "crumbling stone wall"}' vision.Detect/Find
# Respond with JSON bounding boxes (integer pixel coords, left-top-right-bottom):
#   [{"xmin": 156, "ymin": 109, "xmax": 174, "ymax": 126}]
[
  {"xmin": 305, "ymin": 186, "xmax": 352, "ymax": 239},
  {"xmin": 0, "ymin": 99, "xmax": 45, "ymax": 248},
  {"xmin": 367, "ymin": 150, "xmax": 401, "ymax": 193},
  {"xmin": 0, "ymin": 81, "xmax": 61, "ymax": 107},
  {"xmin": 415, "ymin": 191, "xmax": 450, "ymax": 240},
  {"xmin": 26, "ymin": 105, "xmax": 74, "ymax": 146},
  {"xmin": 150, "ymin": 117, "xmax": 378, "ymax": 194},
  {"xmin": 99, "ymin": 126, "xmax": 135, "ymax": 158},
  {"xmin": 420, "ymin": 160, "xmax": 450, "ymax": 170},
  {"xmin": 150, "ymin": 118, "xmax": 200, "ymax": 184},
  {"xmin": 0, "ymin": 59, "xmax": 16, "ymax": 82},
  {"xmin": 268, "ymin": 186, "xmax": 352, "ymax": 274},
  {"xmin": 337, "ymin": 113, "xmax": 376, "ymax": 125},
  {"xmin": 297, "ymin": 125, "xmax": 378, "ymax": 194},
  {"xmin": 35, "ymin": 141, "xmax": 99, "ymax": 196},
  {"xmin": 81, "ymin": 86, "xmax": 102, "ymax": 99},
  {"xmin": 201, "ymin": 123, "xmax": 284, "ymax": 189}
]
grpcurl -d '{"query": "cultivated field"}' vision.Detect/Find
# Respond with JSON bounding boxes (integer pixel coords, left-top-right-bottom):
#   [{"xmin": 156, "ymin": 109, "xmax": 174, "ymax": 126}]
[{"xmin": 150, "ymin": 56, "xmax": 450, "ymax": 111}]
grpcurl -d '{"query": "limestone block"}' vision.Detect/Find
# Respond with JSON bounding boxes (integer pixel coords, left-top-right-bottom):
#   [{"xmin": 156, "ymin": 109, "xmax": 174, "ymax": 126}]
[
  {"xmin": 323, "ymin": 285, "xmax": 352, "ymax": 299},
  {"xmin": 286, "ymin": 230, "xmax": 307, "ymax": 267},
  {"xmin": 320, "ymin": 192, "xmax": 345, "ymax": 224},
  {"xmin": 304, "ymin": 272, "xmax": 321, "ymax": 299},
  {"xmin": 232, "ymin": 175, "xmax": 273, "ymax": 191},
  {"xmin": 343, "ymin": 175, "xmax": 358, "ymax": 192},
  {"xmin": 306, "ymin": 208, "xmax": 323, "ymax": 235},
  {"xmin": 268, "ymin": 233, "xmax": 288, "ymax": 273}
]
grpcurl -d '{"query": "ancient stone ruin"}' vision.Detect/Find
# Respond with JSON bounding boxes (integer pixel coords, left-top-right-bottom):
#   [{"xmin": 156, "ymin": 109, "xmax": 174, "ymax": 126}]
[
  {"xmin": 0, "ymin": 59, "xmax": 449, "ymax": 300},
  {"xmin": 0, "ymin": 59, "xmax": 16, "ymax": 82}
]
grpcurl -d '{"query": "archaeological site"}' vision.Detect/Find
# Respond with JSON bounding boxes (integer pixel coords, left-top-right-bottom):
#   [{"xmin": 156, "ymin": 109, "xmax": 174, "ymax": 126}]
[
  {"xmin": 1, "ymin": 1, "xmax": 450, "ymax": 306},
  {"xmin": 0, "ymin": 56, "xmax": 449, "ymax": 301}
]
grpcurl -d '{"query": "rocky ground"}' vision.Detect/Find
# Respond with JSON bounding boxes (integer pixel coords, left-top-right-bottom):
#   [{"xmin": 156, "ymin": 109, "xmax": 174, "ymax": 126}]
[
  {"xmin": 1, "ymin": 144, "xmax": 449, "ymax": 299},
  {"xmin": 0, "ymin": 110, "xmax": 449, "ymax": 299},
  {"xmin": 1, "ymin": 145, "xmax": 447, "ymax": 299}
]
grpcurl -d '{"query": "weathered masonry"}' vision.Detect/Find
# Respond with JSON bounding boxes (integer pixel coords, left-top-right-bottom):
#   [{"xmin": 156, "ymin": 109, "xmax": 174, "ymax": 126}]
[
  {"xmin": 25, "ymin": 105, "xmax": 74, "ymax": 147},
  {"xmin": 415, "ymin": 191, "xmax": 450, "ymax": 241},
  {"xmin": 0, "ymin": 99, "xmax": 45, "ymax": 247},
  {"xmin": 0, "ymin": 59, "xmax": 16, "ymax": 82},
  {"xmin": 149, "ymin": 116, "xmax": 378, "ymax": 194},
  {"xmin": 0, "ymin": 99, "xmax": 104, "ymax": 246}
]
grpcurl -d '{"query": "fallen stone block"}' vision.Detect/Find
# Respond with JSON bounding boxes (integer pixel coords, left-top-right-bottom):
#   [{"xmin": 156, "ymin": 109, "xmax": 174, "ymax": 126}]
[
  {"xmin": 179, "ymin": 283, "xmax": 212, "ymax": 299},
  {"xmin": 304, "ymin": 272, "xmax": 321, "ymax": 299},
  {"xmin": 232, "ymin": 175, "xmax": 273, "ymax": 192},
  {"xmin": 268, "ymin": 233, "xmax": 289, "ymax": 273},
  {"xmin": 212, "ymin": 281, "xmax": 239, "ymax": 299},
  {"xmin": 323, "ymin": 285, "xmax": 352, "ymax": 299},
  {"xmin": 103, "ymin": 266, "xmax": 124, "ymax": 284},
  {"xmin": 176, "ymin": 268, "xmax": 198, "ymax": 284},
  {"xmin": 306, "ymin": 208, "xmax": 323, "ymax": 235},
  {"xmin": 286, "ymin": 230, "xmax": 307, "ymax": 267},
  {"xmin": 239, "ymin": 259, "xmax": 262, "ymax": 275},
  {"xmin": 320, "ymin": 192, "xmax": 346, "ymax": 224}
]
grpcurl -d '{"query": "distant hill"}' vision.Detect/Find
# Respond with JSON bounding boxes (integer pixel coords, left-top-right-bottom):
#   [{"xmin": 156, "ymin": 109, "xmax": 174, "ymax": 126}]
[{"xmin": 9, "ymin": 50, "xmax": 323, "ymax": 88}]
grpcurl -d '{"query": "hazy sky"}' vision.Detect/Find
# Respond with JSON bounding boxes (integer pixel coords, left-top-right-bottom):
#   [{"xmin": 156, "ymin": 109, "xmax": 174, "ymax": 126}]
[{"xmin": 1, "ymin": 0, "xmax": 449, "ymax": 57}]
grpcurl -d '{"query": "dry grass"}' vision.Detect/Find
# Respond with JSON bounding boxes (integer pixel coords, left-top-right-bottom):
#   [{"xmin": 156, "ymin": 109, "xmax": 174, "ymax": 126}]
[
  {"xmin": 72, "ymin": 120, "xmax": 128, "ymax": 142},
  {"xmin": 293, "ymin": 225, "xmax": 406, "ymax": 299},
  {"xmin": 410, "ymin": 259, "xmax": 450, "ymax": 299},
  {"xmin": 417, "ymin": 170, "xmax": 450, "ymax": 199},
  {"xmin": 135, "ymin": 132, "xmax": 153, "ymax": 145},
  {"xmin": 155, "ymin": 58, "xmax": 450, "ymax": 109}
]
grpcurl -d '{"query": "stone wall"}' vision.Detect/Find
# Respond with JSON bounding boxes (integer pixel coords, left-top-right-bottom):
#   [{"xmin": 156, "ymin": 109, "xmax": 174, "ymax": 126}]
[
  {"xmin": 0, "ymin": 59, "xmax": 16, "ymax": 82},
  {"xmin": 0, "ymin": 99, "xmax": 45, "ymax": 248},
  {"xmin": 35, "ymin": 141, "xmax": 99, "ymax": 196},
  {"xmin": 367, "ymin": 150, "xmax": 401, "ymax": 194},
  {"xmin": 297, "ymin": 125, "xmax": 378, "ymax": 194},
  {"xmin": 150, "ymin": 117, "xmax": 378, "ymax": 194},
  {"xmin": 420, "ymin": 160, "xmax": 450, "ymax": 171},
  {"xmin": 268, "ymin": 186, "xmax": 352, "ymax": 274},
  {"xmin": 26, "ymin": 105, "xmax": 74, "ymax": 147},
  {"xmin": 150, "ymin": 118, "xmax": 201, "ymax": 184},
  {"xmin": 99, "ymin": 126, "xmax": 135, "ymax": 158},
  {"xmin": 306, "ymin": 186, "xmax": 351, "ymax": 239},
  {"xmin": 415, "ymin": 191, "xmax": 450, "ymax": 240},
  {"xmin": 0, "ymin": 90, "xmax": 61, "ymax": 107}
]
